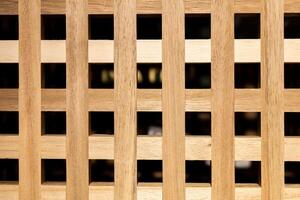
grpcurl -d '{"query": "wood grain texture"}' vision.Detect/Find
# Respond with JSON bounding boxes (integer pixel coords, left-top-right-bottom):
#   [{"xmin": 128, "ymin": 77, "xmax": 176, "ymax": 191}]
[
  {"xmin": 66, "ymin": 0, "xmax": 89, "ymax": 199},
  {"xmin": 211, "ymin": 0, "xmax": 235, "ymax": 199},
  {"xmin": 162, "ymin": 0, "xmax": 185, "ymax": 199},
  {"xmin": 0, "ymin": 88, "xmax": 284, "ymax": 112},
  {"xmin": 3, "ymin": 40, "xmax": 300, "ymax": 63},
  {"xmin": 114, "ymin": 0, "xmax": 137, "ymax": 199},
  {"xmin": 1, "ymin": 183, "xmax": 300, "ymax": 200},
  {"xmin": 3, "ymin": 135, "xmax": 300, "ymax": 162},
  {"xmin": 2, "ymin": 0, "xmax": 300, "ymax": 14},
  {"xmin": 261, "ymin": 0, "xmax": 285, "ymax": 199},
  {"xmin": 18, "ymin": 0, "xmax": 41, "ymax": 199}
]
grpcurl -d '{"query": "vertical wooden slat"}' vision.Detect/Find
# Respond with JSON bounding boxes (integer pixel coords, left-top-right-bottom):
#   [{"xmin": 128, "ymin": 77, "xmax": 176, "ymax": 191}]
[
  {"xmin": 261, "ymin": 0, "xmax": 284, "ymax": 199},
  {"xmin": 114, "ymin": 0, "xmax": 137, "ymax": 199},
  {"xmin": 211, "ymin": 0, "xmax": 235, "ymax": 200},
  {"xmin": 66, "ymin": 0, "xmax": 89, "ymax": 199},
  {"xmin": 19, "ymin": 0, "xmax": 41, "ymax": 200},
  {"xmin": 162, "ymin": 0, "xmax": 185, "ymax": 199}
]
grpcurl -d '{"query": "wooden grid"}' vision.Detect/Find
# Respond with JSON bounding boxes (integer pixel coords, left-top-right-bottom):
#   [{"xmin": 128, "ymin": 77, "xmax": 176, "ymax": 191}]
[{"xmin": 0, "ymin": 0, "xmax": 300, "ymax": 199}]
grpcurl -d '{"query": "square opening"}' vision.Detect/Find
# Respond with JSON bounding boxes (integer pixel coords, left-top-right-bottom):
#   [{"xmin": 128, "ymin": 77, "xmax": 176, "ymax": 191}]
[
  {"xmin": 0, "ymin": 159, "xmax": 18, "ymax": 182},
  {"xmin": 235, "ymin": 14, "xmax": 260, "ymax": 39},
  {"xmin": 186, "ymin": 161, "xmax": 211, "ymax": 183},
  {"xmin": 138, "ymin": 160, "xmax": 162, "ymax": 182},
  {"xmin": 285, "ymin": 162, "xmax": 300, "ymax": 184},
  {"xmin": 42, "ymin": 112, "xmax": 66, "ymax": 135},
  {"xmin": 186, "ymin": 112, "xmax": 211, "ymax": 135},
  {"xmin": 235, "ymin": 63, "xmax": 260, "ymax": 88},
  {"xmin": 137, "ymin": 112, "xmax": 162, "ymax": 136},
  {"xmin": 284, "ymin": 63, "xmax": 300, "ymax": 88},
  {"xmin": 137, "ymin": 64, "xmax": 162, "ymax": 89},
  {"xmin": 0, "ymin": 111, "xmax": 18, "ymax": 134},
  {"xmin": 42, "ymin": 63, "xmax": 66, "ymax": 88},
  {"xmin": 89, "ymin": 64, "xmax": 114, "ymax": 88},
  {"xmin": 235, "ymin": 112, "xmax": 261, "ymax": 136},
  {"xmin": 0, "ymin": 15, "xmax": 18, "ymax": 40},
  {"xmin": 284, "ymin": 14, "xmax": 300, "ymax": 38},
  {"xmin": 185, "ymin": 14, "xmax": 210, "ymax": 39},
  {"xmin": 90, "ymin": 160, "xmax": 114, "ymax": 182},
  {"xmin": 89, "ymin": 112, "xmax": 114, "ymax": 135},
  {"xmin": 137, "ymin": 15, "xmax": 162, "ymax": 39},
  {"xmin": 42, "ymin": 159, "xmax": 66, "ymax": 182},
  {"xmin": 185, "ymin": 63, "xmax": 211, "ymax": 89},
  {"xmin": 285, "ymin": 112, "xmax": 300, "ymax": 136},
  {"xmin": 0, "ymin": 63, "xmax": 18, "ymax": 88},
  {"xmin": 235, "ymin": 161, "xmax": 260, "ymax": 184},
  {"xmin": 89, "ymin": 15, "xmax": 114, "ymax": 40},
  {"xmin": 41, "ymin": 15, "xmax": 66, "ymax": 40}
]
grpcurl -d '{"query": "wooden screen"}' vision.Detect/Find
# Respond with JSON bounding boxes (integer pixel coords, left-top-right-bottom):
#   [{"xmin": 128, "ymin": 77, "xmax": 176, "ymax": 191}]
[{"xmin": 0, "ymin": 0, "xmax": 300, "ymax": 199}]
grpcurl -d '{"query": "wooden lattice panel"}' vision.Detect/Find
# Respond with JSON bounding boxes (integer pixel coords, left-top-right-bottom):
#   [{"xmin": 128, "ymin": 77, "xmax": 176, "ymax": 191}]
[{"xmin": 0, "ymin": 0, "xmax": 300, "ymax": 200}]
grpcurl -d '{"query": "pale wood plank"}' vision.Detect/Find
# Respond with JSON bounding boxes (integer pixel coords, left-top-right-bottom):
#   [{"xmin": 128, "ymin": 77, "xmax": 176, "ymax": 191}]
[
  {"xmin": 261, "ymin": 0, "xmax": 285, "ymax": 199},
  {"xmin": 66, "ymin": 0, "xmax": 89, "ymax": 199},
  {"xmin": 114, "ymin": 0, "xmax": 137, "ymax": 199},
  {"xmin": 284, "ymin": 90, "xmax": 300, "ymax": 112},
  {"xmin": 211, "ymin": 0, "xmax": 235, "ymax": 199},
  {"xmin": 0, "ymin": 135, "xmax": 18, "ymax": 158},
  {"xmin": 2, "ymin": 40, "xmax": 300, "ymax": 63},
  {"xmin": 0, "ymin": 89, "xmax": 265, "ymax": 112},
  {"xmin": 2, "ymin": 0, "xmax": 300, "ymax": 14},
  {"xmin": 2, "ymin": 183, "xmax": 300, "ymax": 200},
  {"xmin": 0, "ymin": 183, "xmax": 18, "ymax": 200},
  {"xmin": 18, "ymin": 0, "xmax": 41, "ymax": 199},
  {"xmin": 162, "ymin": 0, "xmax": 185, "ymax": 199},
  {"xmin": 4, "ymin": 135, "xmax": 300, "ymax": 161}
]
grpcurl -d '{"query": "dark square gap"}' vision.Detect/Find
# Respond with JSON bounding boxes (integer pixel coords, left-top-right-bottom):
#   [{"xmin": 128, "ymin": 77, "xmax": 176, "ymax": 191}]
[
  {"xmin": 41, "ymin": 15, "xmax": 66, "ymax": 40},
  {"xmin": 235, "ymin": 112, "xmax": 261, "ymax": 136},
  {"xmin": 138, "ymin": 160, "xmax": 162, "ymax": 182},
  {"xmin": 235, "ymin": 63, "xmax": 260, "ymax": 88},
  {"xmin": 137, "ymin": 15, "xmax": 162, "ymax": 39},
  {"xmin": 89, "ymin": 112, "xmax": 114, "ymax": 135},
  {"xmin": 235, "ymin": 14, "xmax": 260, "ymax": 39},
  {"xmin": 42, "ymin": 63, "xmax": 66, "ymax": 88},
  {"xmin": 285, "ymin": 14, "xmax": 300, "ymax": 38},
  {"xmin": 90, "ymin": 160, "xmax": 114, "ymax": 182},
  {"xmin": 186, "ymin": 161, "xmax": 211, "ymax": 183},
  {"xmin": 42, "ymin": 112, "xmax": 66, "ymax": 135},
  {"xmin": 0, "ymin": 15, "xmax": 18, "ymax": 40},
  {"xmin": 137, "ymin": 112, "xmax": 162, "ymax": 136},
  {"xmin": 235, "ymin": 161, "xmax": 260, "ymax": 184},
  {"xmin": 137, "ymin": 64, "xmax": 162, "ymax": 89},
  {"xmin": 285, "ymin": 112, "xmax": 300, "ymax": 136},
  {"xmin": 186, "ymin": 112, "xmax": 211, "ymax": 135},
  {"xmin": 0, "ymin": 63, "xmax": 18, "ymax": 88},
  {"xmin": 0, "ymin": 111, "xmax": 18, "ymax": 134},
  {"xmin": 285, "ymin": 63, "xmax": 300, "ymax": 88},
  {"xmin": 285, "ymin": 162, "xmax": 300, "ymax": 184},
  {"xmin": 42, "ymin": 159, "xmax": 66, "ymax": 182},
  {"xmin": 185, "ymin": 14, "xmax": 210, "ymax": 39},
  {"xmin": 0, "ymin": 159, "xmax": 18, "ymax": 181},
  {"xmin": 89, "ymin": 15, "xmax": 114, "ymax": 40},
  {"xmin": 89, "ymin": 63, "xmax": 114, "ymax": 88},
  {"xmin": 185, "ymin": 63, "xmax": 211, "ymax": 89}
]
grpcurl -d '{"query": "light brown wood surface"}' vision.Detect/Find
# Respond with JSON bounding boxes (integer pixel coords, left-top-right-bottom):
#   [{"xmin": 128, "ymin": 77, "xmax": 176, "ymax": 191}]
[
  {"xmin": 162, "ymin": 0, "xmax": 186, "ymax": 199},
  {"xmin": 261, "ymin": 0, "xmax": 285, "ymax": 199},
  {"xmin": 66, "ymin": 0, "xmax": 89, "ymax": 199},
  {"xmin": 114, "ymin": 0, "xmax": 137, "ymax": 199},
  {"xmin": 0, "ymin": 0, "xmax": 300, "ymax": 199},
  {"xmin": 18, "ymin": 0, "xmax": 41, "ymax": 199},
  {"xmin": 211, "ymin": 0, "xmax": 235, "ymax": 199},
  {"xmin": 2, "ymin": 0, "xmax": 300, "ymax": 14}
]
